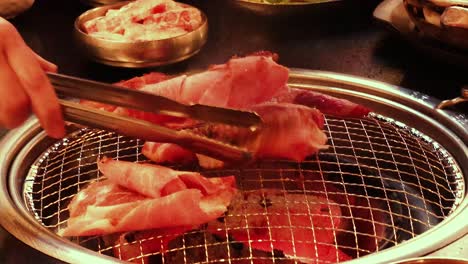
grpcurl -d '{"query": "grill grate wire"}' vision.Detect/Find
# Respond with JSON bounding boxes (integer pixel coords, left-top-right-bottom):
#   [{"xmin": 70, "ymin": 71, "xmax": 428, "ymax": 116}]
[{"xmin": 23, "ymin": 114, "xmax": 464, "ymax": 264}]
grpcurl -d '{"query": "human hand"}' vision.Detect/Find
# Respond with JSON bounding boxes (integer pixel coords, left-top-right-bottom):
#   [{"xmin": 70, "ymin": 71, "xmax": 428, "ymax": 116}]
[{"xmin": 0, "ymin": 17, "xmax": 65, "ymax": 138}]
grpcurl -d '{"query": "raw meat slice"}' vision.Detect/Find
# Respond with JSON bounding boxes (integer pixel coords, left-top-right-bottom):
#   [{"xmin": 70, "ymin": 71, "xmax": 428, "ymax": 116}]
[
  {"xmin": 59, "ymin": 159, "xmax": 237, "ymax": 236},
  {"xmin": 274, "ymin": 88, "xmax": 371, "ymax": 118},
  {"xmin": 59, "ymin": 187, "xmax": 234, "ymax": 236},
  {"xmin": 207, "ymin": 189, "xmax": 349, "ymax": 263},
  {"xmin": 59, "ymin": 176, "xmax": 236, "ymax": 237},
  {"xmin": 250, "ymin": 103, "xmax": 326, "ymax": 160},
  {"xmin": 193, "ymin": 102, "xmax": 327, "ymax": 164},
  {"xmin": 83, "ymin": 0, "xmax": 203, "ymax": 42},
  {"xmin": 141, "ymin": 142, "xmax": 196, "ymax": 164},
  {"xmin": 143, "ymin": 103, "xmax": 327, "ymax": 167},
  {"xmin": 137, "ymin": 53, "xmax": 289, "ymax": 108},
  {"xmin": 67, "ymin": 180, "xmax": 148, "ymax": 218},
  {"xmin": 114, "ymin": 72, "xmax": 171, "ymax": 89},
  {"xmin": 105, "ymin": 53, "xmax": 288, "ymax": 128},
  {"xmin": 98, "ymin": 157, "xmax": 235, "ymax": 198},
  {"xmin": 79, "ymin": 72, "xmax": 171, "ymax": 112}
]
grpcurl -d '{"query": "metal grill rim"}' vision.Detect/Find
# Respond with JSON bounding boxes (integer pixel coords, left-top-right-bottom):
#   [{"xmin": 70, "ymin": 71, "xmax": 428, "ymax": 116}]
[{"xmin": 22, "ymin": 113, "xmax": 464, "ymax": 264}]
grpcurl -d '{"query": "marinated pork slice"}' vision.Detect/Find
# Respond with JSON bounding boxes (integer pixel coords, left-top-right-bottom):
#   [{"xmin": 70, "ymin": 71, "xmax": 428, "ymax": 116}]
[
  {"xmin": 59, "ymin": 161, "xmax": 236, "ymax": 236},
  {"xmin": 83, "ymin": 0, "xmax": 203, "ymax": 42},
  {"xmin": 274, "ymin": 88, "xmax": 371, "ymax": 118},
  {"xmin": 207, "ymin": 189, "xmax": 351, "ymax": 263}
]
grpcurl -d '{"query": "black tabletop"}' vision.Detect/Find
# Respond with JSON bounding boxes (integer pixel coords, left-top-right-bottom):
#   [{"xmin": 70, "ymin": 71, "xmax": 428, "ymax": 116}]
[{"xmin": 1, "ymin": 0, "xmax": 467, "ymax": 263}]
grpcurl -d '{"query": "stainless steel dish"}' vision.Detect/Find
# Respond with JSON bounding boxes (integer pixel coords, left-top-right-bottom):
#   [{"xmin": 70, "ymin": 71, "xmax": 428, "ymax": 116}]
[
  {"xmin": 80, "ymin": 0, "xmax": 128, "ymax": 7},
  {"xmin": 0, "ymin": 70, "xmax": 466, "ymax": 264},
  {"xmin": 403, "ymin": 0, "xmax": 468, "ymax": 50},
  {"xmin": 232, "ymin": 0, "xmax": 342, "ymax": 16},
  {"xmin": 392, "ymin": 257, "xmax": 468, "ymax": 264},
  {"xmin": 74, "ymin": 1, "xmax": 208, "ymax": 68}
]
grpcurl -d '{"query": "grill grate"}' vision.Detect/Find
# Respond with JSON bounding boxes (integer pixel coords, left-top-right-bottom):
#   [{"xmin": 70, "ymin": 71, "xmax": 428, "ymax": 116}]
[{"xmin": 23, "ymin": 114, "xmax": 464, "ymax": 264}]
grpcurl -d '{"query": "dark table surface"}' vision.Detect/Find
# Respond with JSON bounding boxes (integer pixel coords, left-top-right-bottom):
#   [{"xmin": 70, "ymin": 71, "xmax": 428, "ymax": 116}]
[{"xmin": 1, "ymin": 0, "xmax": 467, "ymax": 263}]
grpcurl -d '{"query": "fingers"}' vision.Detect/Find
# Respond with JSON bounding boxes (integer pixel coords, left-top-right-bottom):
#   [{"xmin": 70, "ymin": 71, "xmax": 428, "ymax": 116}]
[
  {"xmin": 0, "ymin": 52, "xmax": 31, "ymax": 129},
  {"xmin": 35, "ymin": 53, "xmax": 58, "ymax": 73},
  {"xmin": 0, "ymin": 19, "xmax": 65, "ymax": 138}
]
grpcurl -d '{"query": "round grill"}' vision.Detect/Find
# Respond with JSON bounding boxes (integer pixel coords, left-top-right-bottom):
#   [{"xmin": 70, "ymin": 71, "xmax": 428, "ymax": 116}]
[{"xmin": 22, "ymin": 113, "xmax": 464, "ymax": 264}]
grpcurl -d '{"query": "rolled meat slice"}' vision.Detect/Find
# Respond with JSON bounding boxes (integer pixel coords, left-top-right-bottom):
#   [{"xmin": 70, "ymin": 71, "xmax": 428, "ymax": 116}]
[
  {"xmin": 97, "ymin": 157, "xmax": 235, "ymax": 198},
  {"xmin": 193, "ymin": 102, "xmax": 328, "ymax": 166},
  {"xmin": 59, "ymin": 160, "xmax": 237, "ymax": 236}
]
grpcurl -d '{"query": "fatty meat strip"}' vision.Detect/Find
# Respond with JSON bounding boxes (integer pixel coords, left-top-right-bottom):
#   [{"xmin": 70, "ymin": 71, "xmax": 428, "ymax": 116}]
[
  {"xmin": 59, "ymin": 159, "xmax": 236, "ymax": 236},
  {"xmin": 274, "ymin": 88, "xmax": 371, "ymax": 118}
]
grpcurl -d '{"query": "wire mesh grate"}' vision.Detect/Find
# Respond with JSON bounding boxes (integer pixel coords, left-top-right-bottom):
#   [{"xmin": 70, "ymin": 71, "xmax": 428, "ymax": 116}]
[{"xmin": 23, "ymin": 114, "xmax": 464, "ymax": 264}]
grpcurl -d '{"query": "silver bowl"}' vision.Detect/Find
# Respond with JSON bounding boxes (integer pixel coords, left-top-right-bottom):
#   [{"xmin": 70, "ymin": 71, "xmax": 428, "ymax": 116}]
[
  {"xmin": 392, "ymin": 257, "xmax": 468, "ymax": 264},
  {"xmin": 80, "ymin": 0, "xmax": 128, "ymax": 7},
  {"xmin": 232, "ymin": 0, "xmax": 343, "ymax": 16},
  {"xmin": 74, "ymin": 1, "xmax": 208, "ymax": 68},
  {"xmin": 403, "ymin": 0, "xmax": 468, "ymax": 51}
]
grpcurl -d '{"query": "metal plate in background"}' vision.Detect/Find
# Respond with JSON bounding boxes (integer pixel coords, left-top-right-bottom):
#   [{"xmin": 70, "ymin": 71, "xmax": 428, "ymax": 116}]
[
  {"xmin": 373, "ymin": 0, "xmax": 468, "ymax": 69},
  {"xmin": 230, "ymin": 0, "xmax": 346, "ymax": 16},
  {"xmin": 80, "ymin": 0, "xmax": 128, "ymax": 7}
]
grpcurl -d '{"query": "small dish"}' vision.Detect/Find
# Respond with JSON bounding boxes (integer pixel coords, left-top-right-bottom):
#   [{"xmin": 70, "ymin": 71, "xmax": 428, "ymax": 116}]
[
  {"xmin": 403, "ymin": 0, "xmax": 468, "ymax": 51},
  {"xmin": 232, "ymin": 0, "xmax": 342, "ymax": 16},
  {"xmin": 373, "ymin": 0, "xmax": 468, "ymax": 68},
  {"xmin": 74, "ymin": 1, "xmax": 208, "ymax": 68},
  {"xmin": 80, "ymin": 0, "xmax": 127, "ymax": 7}
]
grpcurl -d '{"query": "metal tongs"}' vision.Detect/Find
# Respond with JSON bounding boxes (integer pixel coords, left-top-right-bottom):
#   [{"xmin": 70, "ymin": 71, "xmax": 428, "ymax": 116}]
[{"xmin": 48, "ymin": 73, "xmax": 262, "ymax": 164}]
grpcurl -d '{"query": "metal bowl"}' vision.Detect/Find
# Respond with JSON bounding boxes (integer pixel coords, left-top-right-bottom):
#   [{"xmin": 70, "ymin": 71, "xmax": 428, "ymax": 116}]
[
  {"xmin": 403, "ymin": 0, "xmax": 468, "ymax": 51},
  {"xmin": 80, "ymin": 0, "xmax": 128, "ymax": 7},
  {"xmin": 392, "ymin": 257, "xmax": 468, "ymax": 264},
  {"xmin": 74, "ymin": 1, "xmax": 208, "ymax": 68},
  {"xmin": 232, "ymin": 0, "xmax": 342, "ymax": 16}
]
